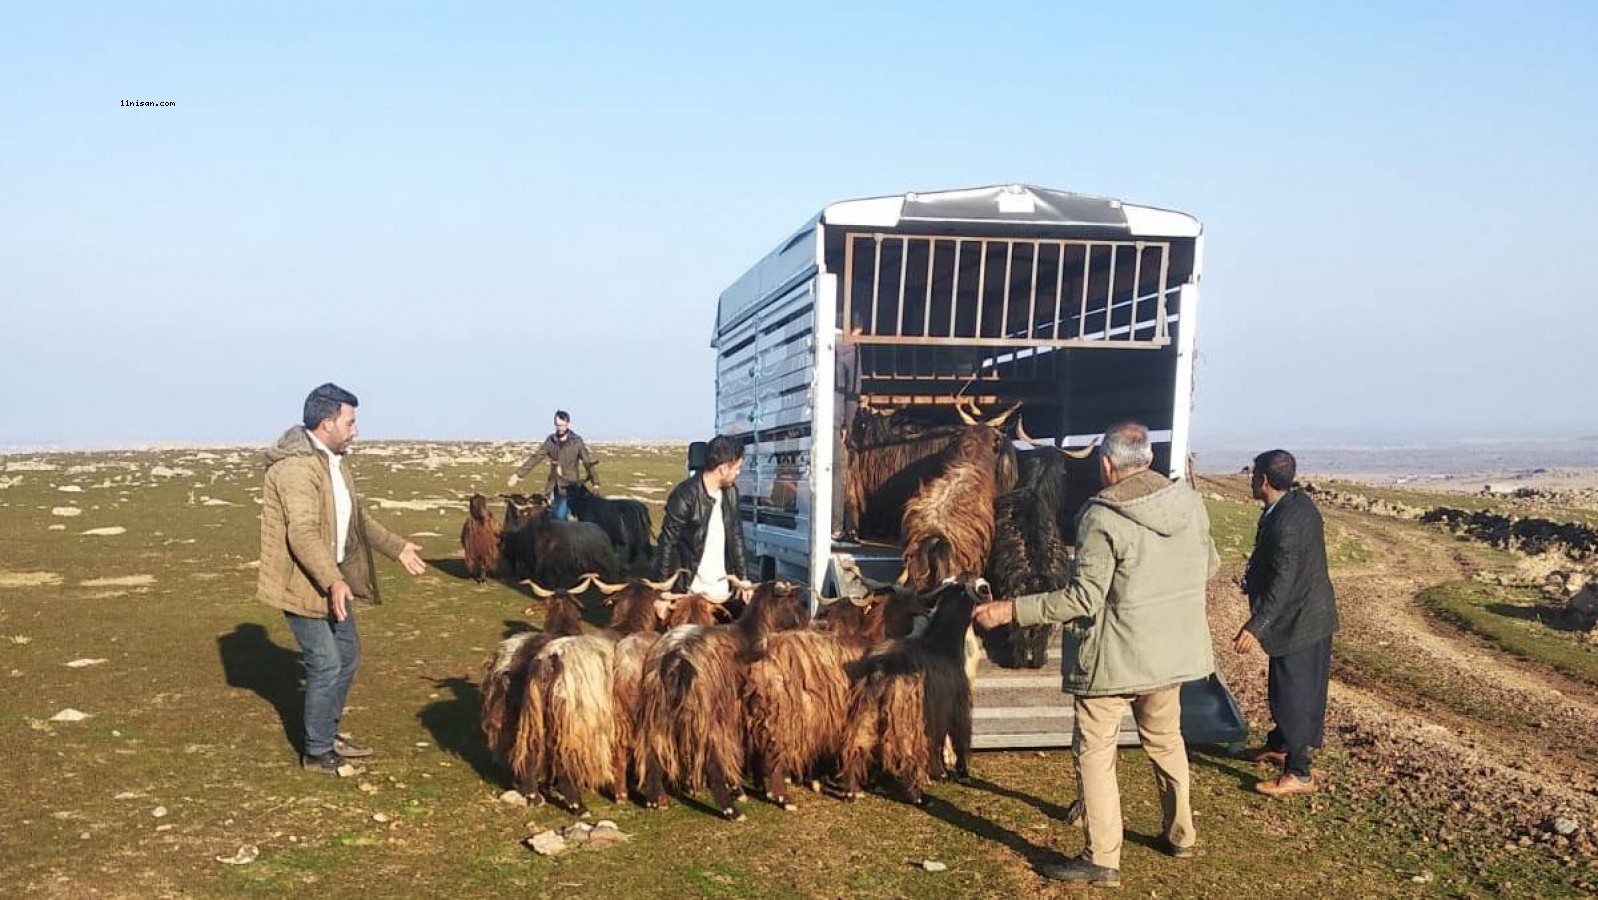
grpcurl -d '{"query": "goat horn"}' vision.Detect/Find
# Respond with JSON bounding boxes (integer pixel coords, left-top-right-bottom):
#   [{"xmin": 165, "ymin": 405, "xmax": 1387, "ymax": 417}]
[
  {"xmin": 585, "ymin": 573, "xmax": 627, "ymax": 596},
  {"xmin": 1059, "ymin": 436, "xmax": 1101, "ymax": 460},
  {"xmin": 955, "ymin": 397, "xmax": 979, "ymax": 425},
  {"xmin": 1014, "ymin": 416, "xmax": 1053, "ymax": 448},
  {"xmin": 641, "ymin": 569, "xmax": 687, "ymax": 592},
  {"xmin": 728, "ymin": 576, "xmax": 757, "ymax": 593},
  {"xmin": 848, "ymin": 593, "xmax": 876, "ymax": 608},
  {"xmin": 895, "ymin": 568, "xmax": 910, "ymax": 586},
  {"xmin": 984, "ymin": 402, "xmax": 1021, "ymax": 428},
  {"xmin": 815, "ymin": 594, "xmax": 841, "ymax": 606},
  {"xmin": 520, "ymin": 579, "xmax": 556, "ymax": 599}
]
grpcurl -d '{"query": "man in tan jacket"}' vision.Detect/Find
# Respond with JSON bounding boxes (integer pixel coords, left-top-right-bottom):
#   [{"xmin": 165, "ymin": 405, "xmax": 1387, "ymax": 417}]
[
  {"xmin": 258, "ymin": 383, "xmax": 427, "ymax": 774},
  {"xmin": 975, "ymin": 422, "xmax": 1218, "ymax": 888}
]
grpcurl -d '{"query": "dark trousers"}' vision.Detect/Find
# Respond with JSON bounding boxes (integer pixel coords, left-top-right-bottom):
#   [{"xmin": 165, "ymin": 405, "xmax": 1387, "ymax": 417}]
[
  {"xmin": 285, "ymin": 607, "xmax": 360, "ymax": 757},
  {"xmin": 1265, "ymin": 634, "xmax": 1332, "ymax": 777}
]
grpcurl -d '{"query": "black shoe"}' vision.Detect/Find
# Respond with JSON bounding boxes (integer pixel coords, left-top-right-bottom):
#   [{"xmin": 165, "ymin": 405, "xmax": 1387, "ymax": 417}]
[
  {"xmin": 334, "ymin": 734, "xmax": 374, "ymax": 758},
  {"xmin": 1155, "ymin": 837, "xmax": 1197, "ymax": 859},
  {"xmin": 1037, "ymin": 854, "xmax": 1121, "ymax": 888},
  {"xmin": 300, "ymin": 751, "xmax": 354, "ymax": 775}
]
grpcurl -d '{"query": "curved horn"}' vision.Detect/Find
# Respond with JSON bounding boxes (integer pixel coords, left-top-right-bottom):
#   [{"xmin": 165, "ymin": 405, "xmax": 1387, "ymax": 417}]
[
  {"xmin": 520, "ymin": 579, "xmax": 556, "ymax": 599},
  {"xmin": 585, "ymin": 574, "xmax": 627, "ymax": 596},
  {"xmin": 955, "ymin": 399, "xmax": 979, "ymax": 425},
  {"xmin": 1059, "ymin": 436, "xmax": 1101, "ymax": 460},
  {"xmin": 984, "ymin": 402, "xmax": 1021, "ymax": 428},
  {"xmin": 815, "ymin": 594, "xmax": 842, "ymax": 607},
  {"xmin": 728, "ymin": 576, "xmax": 757, "ymax": 593},
  {"xmin": 641, "ymin": 569, "xmax": 688, "ymax": 592},
  {"xmin": 1014, "ymin": 416, "xmax": 1052, "ymax": 448},
  {"xmin": 847, "ymin": 592, "xmax": 877, "ymax": 608}
]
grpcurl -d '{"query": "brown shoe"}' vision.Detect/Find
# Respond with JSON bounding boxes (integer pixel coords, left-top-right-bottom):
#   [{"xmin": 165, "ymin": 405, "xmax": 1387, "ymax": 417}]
[
  {"xmin": 1239, "ymin": 746, "xmax": 1287, "ymax": 766},
  {"xmin": 1254, "ymin": 772, "xmax": 1317, "ymax": 798}
]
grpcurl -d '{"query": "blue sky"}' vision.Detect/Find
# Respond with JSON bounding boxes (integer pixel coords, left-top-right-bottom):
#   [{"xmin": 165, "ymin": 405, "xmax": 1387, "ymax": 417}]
[{"xmin": 2, "ymin": 2, "xmax": 1594, "ymax": 449}]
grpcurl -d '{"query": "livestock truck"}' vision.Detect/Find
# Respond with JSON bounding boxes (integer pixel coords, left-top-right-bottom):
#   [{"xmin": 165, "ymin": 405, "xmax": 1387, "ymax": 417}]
[{"xmin": 707, "ymin": 184, "xmax": 1245, "ymax": 749}]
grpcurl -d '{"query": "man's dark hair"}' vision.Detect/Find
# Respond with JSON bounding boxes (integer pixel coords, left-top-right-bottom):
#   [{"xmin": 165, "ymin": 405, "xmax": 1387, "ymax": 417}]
[
  {"xmin": 1252, "ymin": 449, "xmax": 1297, "ymax": 491},
  {"xmin": 303, "ymin": 383, "xmax": 358, "ymax": 430},
  {"xmin": 705, "ymin": 435, "xmax": 743, "ymax": 470},
  {"xmin": 554, "ymin": 410, "xmax": 570, "ymax": 423}
]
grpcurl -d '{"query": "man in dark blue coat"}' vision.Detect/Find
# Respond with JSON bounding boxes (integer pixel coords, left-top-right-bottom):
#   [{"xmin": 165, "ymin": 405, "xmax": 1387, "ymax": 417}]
[{"xmin": 1234, "ymin": 449, "xmax": 1339, "ymax": 797}]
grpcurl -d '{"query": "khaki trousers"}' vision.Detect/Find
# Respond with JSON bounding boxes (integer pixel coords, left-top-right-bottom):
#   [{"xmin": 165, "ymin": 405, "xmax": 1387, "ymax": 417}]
[{"xmin": 1072, "ymin": 685, "xmax": 1195, "ymax": 869}]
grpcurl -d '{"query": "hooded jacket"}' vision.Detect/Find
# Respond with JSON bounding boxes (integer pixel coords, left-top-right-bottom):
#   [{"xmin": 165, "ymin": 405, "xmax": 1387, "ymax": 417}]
[
  {"xmin": 256, "ymin": 426, "xmax": 407, "ymax": 618},
  {"xmin": 1014, "ymin": 469, "xmax": 1219, "ymax": 697}
]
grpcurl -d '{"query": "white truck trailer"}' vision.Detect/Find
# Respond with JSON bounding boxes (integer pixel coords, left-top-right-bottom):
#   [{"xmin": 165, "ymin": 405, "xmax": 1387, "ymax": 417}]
[{"xmin": 708, "ymin": 184, "xmax": 1245, "ymax": 748}]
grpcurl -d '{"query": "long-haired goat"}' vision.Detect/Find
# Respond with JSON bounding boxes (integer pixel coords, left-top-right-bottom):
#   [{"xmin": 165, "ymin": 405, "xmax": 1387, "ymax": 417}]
[
  {"xmin": 479, "ymin": 576, "xmax": 590, "ymax": 803},
  {"xmin": 461, "ymin": 493, "xmax": 502, "ymax": 583},
  {"xmin": 635, "ymin": 580, "xmax": 810, "ymax": 820},
  {"xmin": 984, "ymin": 426, "xmax": 1098, "ymax": 668},
  {"xmin": 840, "ymin": 577, "xmax": 990, "ymax": 805},
  {"xmin": 739, "ymin": 582, "xmax": 924, "ymax": 811}
]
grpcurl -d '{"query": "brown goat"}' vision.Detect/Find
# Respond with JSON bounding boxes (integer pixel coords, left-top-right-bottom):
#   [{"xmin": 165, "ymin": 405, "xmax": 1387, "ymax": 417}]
[
  {"xmin": 840, "ymin": 577, "xmax": 988, "ymax": 805},
  {"xmin": 901, "ymin": 426, "xmax": 1005, "ymax": 591},
  {"xmin": 479, "ymin": 577, "xmax": 590, "ymax": 802},
  {"xmin": 534, "ymin": 633, "xmax": 620, "ymax": 816},
  {"xmin": 635, "ymin": 581, "xmax": 810, "ymax": 820},
  {"xmin": 461, "ymin": 493, "xmax": 502, "ymax": 583}
]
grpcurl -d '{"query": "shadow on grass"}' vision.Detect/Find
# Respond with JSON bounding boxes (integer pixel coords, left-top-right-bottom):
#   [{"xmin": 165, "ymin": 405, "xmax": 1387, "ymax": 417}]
[
  {"xmin": 217, "ymin": 622, "xmax": 303, "ymax": 754},
  {"xmin": 1485, "ymin": 602, "xmax": 1590, "ymax": 632},
  {"xmin": 914, "ymin": 787, "xmax": 1063, "ymax": 868},
  {"xmin": 417, "ymin": 675, "xmax": 507, "ymax": 789},
  {"xmin": 1191, "ymin": 744, "xmax": 1268, "ymax": 792},
  {"xmin": 426, "ymin": 556, "xmax": 477, "ymax": 582}
]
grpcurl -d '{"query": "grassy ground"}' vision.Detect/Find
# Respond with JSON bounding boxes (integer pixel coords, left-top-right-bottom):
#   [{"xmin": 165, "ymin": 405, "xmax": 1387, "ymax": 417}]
[
  {"xmin": 0, "ymin": 446, "xmax": 1581, "ymax": 896},
  {"xmin": 1318, "ymin": 479, "xmax": 1598, "ymax": 529},
  {"xmin": 1419, "ymin": 581, "xmax": 1598, "ymax": 689}
]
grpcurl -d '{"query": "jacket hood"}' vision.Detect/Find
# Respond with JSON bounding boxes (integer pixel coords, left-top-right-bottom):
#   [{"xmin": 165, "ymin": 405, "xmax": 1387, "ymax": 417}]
[
  {"xmin": 264, "ymin": 426, "xmax": 317, "ymax": 469},
  {"xmin": 1092, "ymin": 469, "xmax": 1199, "ymax": 538}
]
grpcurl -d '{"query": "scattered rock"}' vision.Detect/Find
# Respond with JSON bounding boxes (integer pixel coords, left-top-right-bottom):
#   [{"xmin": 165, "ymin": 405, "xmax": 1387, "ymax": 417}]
[
  {"xmin": 57, "ymin": 485, "xmax": 84, "ymax": 493},
  {"xmin": 1554, "ymin": 816, "xmax": 1580, "ymax": 837},
  {"xmin": 358, "ymin": 782, "xmax": 379, "ymax": 795},
  {"xmin": 0, "ymin": 571, "xmax": 62, "ymax": 588},
  {"xmin": 525, "ymin": 830, "xmax": 567, "ymax": 856},
  {"xmin": 1411, "ymin": 870, "xmax": 1434, "ymax": 884},
  {"xmin": 79, "ymin": 575, "xmax": 155, "ymax": 588},
  {"xmin": 215, "ymin": 844, "xmax": 259, "ymax": 865},
  {"xmin": 64, "ymin": 658, "xmax": 109, "ymax": 668},
  {"xmin": 498, "ymin": 790, "xmax": 528, "ymax": 806},
  {"xmin": 335, "ymin": 763, "xmax": 359, "ymax": 778},
  {"xmin": 81, "ymin": 527, "xmax": 127, "ymax": 537},
  {"xmin": 49, "ymin": 708, "xmax": 90, "ymax": 722},
  {"xmin": 50, "ymin": 507, "xmax": 82, "ymax": 517},
  {"xmin": 152, "ymin": 806, "xmax": 168, "ymax": 818},
  {"xmin": 113, "ymin": 791, "xmax": 144, "ymax": 800},
  {"xmin": 372, "ymin": 813, "xmax": 390, "ymax": 823},
  {"xmin": 47, "ymin": 524, "xmax": 65, "ymax": 531},
  {"xmin": 920, "ymin": 860, "xmax": 948, "ymax": 872},
  {"xmin": 586, "ymin": 824, "xmax": 630, "ymax": 850}
]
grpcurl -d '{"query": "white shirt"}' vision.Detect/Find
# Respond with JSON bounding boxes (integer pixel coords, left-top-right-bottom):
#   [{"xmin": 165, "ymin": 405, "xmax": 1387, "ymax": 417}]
[
  {"xmin": 308, "ymin": 430, "xmax": 353, "ymax": 565},
  {"xmin": 689, "ymin": 486, "xmax": 729, "ymax": 600}
]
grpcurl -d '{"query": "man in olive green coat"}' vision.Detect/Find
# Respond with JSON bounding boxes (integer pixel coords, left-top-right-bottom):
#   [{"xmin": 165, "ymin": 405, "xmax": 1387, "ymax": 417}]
[
  {"xmin": 258, "ymin": 383, "xmax": 428, "ymax": 774},
  {"xmin": 975, "ymin": 422, "xmax": 1218, "ymax": 888}
]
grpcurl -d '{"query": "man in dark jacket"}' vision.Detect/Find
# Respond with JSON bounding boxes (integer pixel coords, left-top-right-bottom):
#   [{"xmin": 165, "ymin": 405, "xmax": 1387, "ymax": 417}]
[
  {"xmin": 652, "ymin": 435, "xmax": 748, "ymax": 600},
  {"xmin": 1234, "ymin": 448, "xmax": 1339, "ymax": 797},
  {"xmin": 507, "ymin": 409, "xmax": 597, "ymax": 521}
]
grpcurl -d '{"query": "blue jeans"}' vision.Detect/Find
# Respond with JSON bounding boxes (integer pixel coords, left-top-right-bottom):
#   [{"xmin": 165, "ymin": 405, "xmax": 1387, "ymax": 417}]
[
  {"xmin": 550, "ymin": 489, "xmax": 571, "ymax": 521},
  {"xmin": 285, "ymin": 606, "xmax": 360, "ymax": 757}
]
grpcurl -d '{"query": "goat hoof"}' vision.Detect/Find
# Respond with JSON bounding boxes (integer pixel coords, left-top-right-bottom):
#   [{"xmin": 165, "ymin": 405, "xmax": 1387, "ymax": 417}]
[
  {"xmin": 720, "ymin": 808, "xmax": 745, "ymax": 822},
  {"xmin": 782, "ymin": 802, "xmax": 798, "ymax": 812},
  {"xmin": 809, "ymin": 779, "xmax": 822, "ymax": 793}
]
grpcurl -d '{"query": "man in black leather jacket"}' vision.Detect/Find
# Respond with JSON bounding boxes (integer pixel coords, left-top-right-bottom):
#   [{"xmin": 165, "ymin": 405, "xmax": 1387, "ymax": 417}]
[
  {"xmin": 1234, "ymin": 448, "xmax": 1339, "ymax": 798},
  {"xmin": 652, "ymin": 435, "xmax": 748, "ymax": 598}
]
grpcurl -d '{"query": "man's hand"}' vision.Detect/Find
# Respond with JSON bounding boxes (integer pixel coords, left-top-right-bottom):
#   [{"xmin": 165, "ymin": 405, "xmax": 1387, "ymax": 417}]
[
  {"xmin": 1232, "ymin": 626, "xmax": 1261, "ymax": 655},
  {"xmin": 506, "ymin": 474, "xmax": 521, "ymax": 489},
  {"xmin": 972, "ymin": 599, "xmax": 1016, "ymax": 630},
  {"xmin": 398, "ymin": 542, "xmax": 428, "ymax": 576},
  {"xmin": 330, "ymin": 579, "xmax": 354, "ymax": 622}
]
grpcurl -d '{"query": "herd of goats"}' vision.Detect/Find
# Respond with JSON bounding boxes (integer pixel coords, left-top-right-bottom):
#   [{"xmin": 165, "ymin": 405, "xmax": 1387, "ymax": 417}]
[{"xmin": 454, "ymin": 399, "xmax": 1106, "ymax": 820}]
